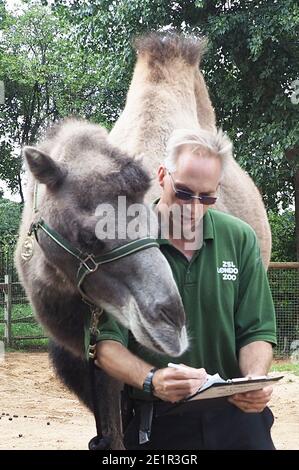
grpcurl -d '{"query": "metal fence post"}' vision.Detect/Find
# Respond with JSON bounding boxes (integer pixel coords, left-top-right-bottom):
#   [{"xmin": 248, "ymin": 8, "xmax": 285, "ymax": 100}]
[{"xmin": 4, "ymin": 274, "xmax": 12, "ymax": 347}]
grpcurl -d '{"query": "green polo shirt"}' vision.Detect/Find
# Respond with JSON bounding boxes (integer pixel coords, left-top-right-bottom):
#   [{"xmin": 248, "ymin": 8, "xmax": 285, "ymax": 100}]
[{"xmin": 94, "ymin": 209, "xmax": 277, "ymax": 400}]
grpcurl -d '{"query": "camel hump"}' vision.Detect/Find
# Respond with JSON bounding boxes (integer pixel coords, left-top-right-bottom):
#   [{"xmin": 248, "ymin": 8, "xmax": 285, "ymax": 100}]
[{"xmin": 133, "ymin": 32, "xmax": 207, "ymax": 66}]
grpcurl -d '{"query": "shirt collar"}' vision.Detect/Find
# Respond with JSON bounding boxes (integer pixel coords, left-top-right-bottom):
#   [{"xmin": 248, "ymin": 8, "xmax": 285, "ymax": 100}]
[{"xmin": 151, "ymin": 198, "xmax": 214, "ymax": 245}]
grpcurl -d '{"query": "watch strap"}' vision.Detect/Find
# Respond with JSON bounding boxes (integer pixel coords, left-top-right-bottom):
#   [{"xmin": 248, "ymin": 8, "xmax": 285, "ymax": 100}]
[{"xmin": 142, "ymin": 367, "xmax": 158, "ymax": 395}]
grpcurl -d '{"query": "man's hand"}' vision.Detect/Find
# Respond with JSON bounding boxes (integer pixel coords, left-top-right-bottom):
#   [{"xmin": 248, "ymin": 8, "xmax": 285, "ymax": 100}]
[
  {"xmin": 152, "ymin": 364, "xmax": 207, "ymax": 403},
  {"xmin": 228, "ymin": 386, "xmax": 273, "ymax": 413}
]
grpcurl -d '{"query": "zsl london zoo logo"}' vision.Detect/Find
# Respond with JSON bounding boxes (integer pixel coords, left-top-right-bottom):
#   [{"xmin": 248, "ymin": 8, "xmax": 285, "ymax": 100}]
[{"xmin": 217, "ymin": 261, "xmax": 239, "ymax": 281}]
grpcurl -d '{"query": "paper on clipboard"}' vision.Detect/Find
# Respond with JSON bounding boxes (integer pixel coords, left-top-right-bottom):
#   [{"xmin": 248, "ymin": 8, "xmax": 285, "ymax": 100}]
[{"xmin": 185, "ymin": 374, "xmax": 284, "ymax": 401}]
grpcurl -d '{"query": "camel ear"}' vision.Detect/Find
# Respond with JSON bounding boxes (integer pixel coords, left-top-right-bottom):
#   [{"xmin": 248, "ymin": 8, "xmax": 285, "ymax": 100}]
[{"xmin": 23, "ymin": 146, "xmax": 66, "ymax": 188}]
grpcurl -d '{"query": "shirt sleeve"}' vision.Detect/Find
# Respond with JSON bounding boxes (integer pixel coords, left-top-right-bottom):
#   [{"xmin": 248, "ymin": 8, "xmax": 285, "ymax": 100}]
[
  {"xmin": 96, "ymin": 310, "xmax": 129, "ymax": 347},
  {"xmin": 235, "ymin": 230, "xmax": 277, "ymax": 350}
]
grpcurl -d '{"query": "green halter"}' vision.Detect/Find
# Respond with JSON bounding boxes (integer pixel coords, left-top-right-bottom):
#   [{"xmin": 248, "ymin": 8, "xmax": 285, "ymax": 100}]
[
  {"xmin": 29, "ymin": 218, "xmax": 159, "ymax": 305},
  {"xmin": 29, "ymin": 182, "xmax": 159, "ymax": 304}
]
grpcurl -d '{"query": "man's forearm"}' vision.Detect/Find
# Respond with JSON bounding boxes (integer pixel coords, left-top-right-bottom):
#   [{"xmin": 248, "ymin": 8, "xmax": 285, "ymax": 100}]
[
  {"xmin": 95, "ymin": 340, "xmax": 208, "ymax": 403},
  {"xmin": 95, "ymin": 340, "xmax": 153, "ymax": 389},
  {"xmin": 239, "ymin": 340, "xmax": 273, "ymax": 376}
]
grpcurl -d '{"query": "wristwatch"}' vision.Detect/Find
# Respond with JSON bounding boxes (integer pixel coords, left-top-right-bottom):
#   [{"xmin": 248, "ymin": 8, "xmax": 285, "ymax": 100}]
[{"xmin": 142, "ymin": 367, "xmax": 158, "ymax": 396}]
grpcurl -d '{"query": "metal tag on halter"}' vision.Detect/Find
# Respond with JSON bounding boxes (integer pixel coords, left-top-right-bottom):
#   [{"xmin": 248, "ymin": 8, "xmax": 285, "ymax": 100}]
[{"xmin": 21, "ymin": 235, "xmax": 35, "ymax": 261}]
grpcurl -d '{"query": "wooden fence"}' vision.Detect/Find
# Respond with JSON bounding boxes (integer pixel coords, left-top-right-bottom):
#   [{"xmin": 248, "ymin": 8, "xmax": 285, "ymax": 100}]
[
  {"xmin": 0, "ymin": 274, "xmax": 46, "ymax": 346},
  {"xmin": 0, "ymin": 262, "xmax": 299, "ymax": 352}
]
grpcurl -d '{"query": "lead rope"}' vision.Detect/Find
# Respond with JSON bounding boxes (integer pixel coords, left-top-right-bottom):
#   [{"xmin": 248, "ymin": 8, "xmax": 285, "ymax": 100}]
[{"xmin": 87, "ymin": 306, "xmax": 112, "ymax": 450}]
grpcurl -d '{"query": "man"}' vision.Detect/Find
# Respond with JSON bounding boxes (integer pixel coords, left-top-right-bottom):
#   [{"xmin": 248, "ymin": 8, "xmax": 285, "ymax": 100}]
[{"xmin": 95, "ymin": 127, "xmax": 277, "ymax": 450}]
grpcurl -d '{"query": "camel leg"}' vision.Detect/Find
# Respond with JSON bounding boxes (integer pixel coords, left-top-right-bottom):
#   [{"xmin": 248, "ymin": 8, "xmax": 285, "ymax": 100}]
[{"xmin": 49, "ymin": 341, "xmax": 124, "ymax": 449}]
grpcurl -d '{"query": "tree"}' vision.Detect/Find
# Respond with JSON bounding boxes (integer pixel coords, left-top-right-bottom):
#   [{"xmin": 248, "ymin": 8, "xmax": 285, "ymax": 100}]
[
  {"xmin": 0, "ymin": 4, "xmax": 64, "ymax": 201},
  {"xmin": 179, "ymin": 0, "xmax": 298, "ymax": 258},
  {"xmin": 268, "ymin": 210, "xmax": 296, "ymax": 261},
  {"xmin": 0, "ymin": 2, "xmax": 113, "ymax": 202},
  {"xmin": 51, "ymin": 0, "xmax": 299, "ymax": 257},
  {"xmin": 1, "ymin": 0, "xmax": 298, "ymax": 258},
  {"xmin": 0, "ymin": 197, "xmax": 22, "ymax": 246}
]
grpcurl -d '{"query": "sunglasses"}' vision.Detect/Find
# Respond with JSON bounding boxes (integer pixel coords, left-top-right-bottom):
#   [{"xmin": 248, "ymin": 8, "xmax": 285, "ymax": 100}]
[{"xmin": 167, "ymin": 171, "xmax": 218, "ymax": 206}]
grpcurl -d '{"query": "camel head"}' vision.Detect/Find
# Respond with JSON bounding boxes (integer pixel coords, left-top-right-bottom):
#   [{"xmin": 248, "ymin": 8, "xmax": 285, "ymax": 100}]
[{"xmin": 20, "ymin": 119, "xmax": 187, "ymax": 356}]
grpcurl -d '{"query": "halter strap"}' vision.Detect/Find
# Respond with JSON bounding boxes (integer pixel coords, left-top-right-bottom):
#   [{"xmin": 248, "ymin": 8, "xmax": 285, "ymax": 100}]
[{"xmin": 29, "ymin": 218, "xmax": 159, "ymax": 304}]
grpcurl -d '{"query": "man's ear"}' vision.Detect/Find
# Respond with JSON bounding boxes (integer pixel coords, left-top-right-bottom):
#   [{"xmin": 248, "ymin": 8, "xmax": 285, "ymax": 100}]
[
  {"xmin": 23, "ymin": 146, "xmax": 67, "ymax": 188},
  {"xmin": 157, "ymin": 165, "xmax": 166, "ymax": 187}
]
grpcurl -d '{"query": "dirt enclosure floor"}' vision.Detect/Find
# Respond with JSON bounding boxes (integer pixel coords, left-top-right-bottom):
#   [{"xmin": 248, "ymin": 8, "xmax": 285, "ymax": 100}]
[{"xmin": 1, "ymin": 352, "xmax": 298, "ymax": 450}]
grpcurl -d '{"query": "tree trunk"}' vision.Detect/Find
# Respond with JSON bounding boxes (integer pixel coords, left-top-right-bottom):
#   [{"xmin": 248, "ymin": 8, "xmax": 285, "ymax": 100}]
[{"xmin": 17, "ymin": 171, "xmax": 24, "ymax": 204}]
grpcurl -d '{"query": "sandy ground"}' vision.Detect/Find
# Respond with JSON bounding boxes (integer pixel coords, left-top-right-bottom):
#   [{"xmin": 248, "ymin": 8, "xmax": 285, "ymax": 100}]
[{"xmin": 0, "ymin": 352, "xmax": 298, "ymax": 450}]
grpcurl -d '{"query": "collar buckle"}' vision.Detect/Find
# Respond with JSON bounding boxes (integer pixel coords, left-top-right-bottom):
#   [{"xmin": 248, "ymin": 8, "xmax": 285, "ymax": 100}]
[{"xmin": 81, "ymin": 254, "xmax": 98, "ymax": 272}]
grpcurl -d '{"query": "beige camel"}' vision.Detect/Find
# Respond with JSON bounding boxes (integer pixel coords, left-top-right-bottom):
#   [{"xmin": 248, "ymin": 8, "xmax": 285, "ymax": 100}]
[{"xmin": 109, "ymin": 33, "xmax": 271, "ymax": 266}]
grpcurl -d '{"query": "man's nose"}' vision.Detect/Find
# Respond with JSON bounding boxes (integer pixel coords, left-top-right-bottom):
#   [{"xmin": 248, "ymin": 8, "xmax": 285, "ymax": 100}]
[
  {"xmin": 192, "ymin": 201, "xmax": 204, "ymax": 216},
  {"xmin": 192, "ymin": 198, "xmax": 202, "ymax": 205}
]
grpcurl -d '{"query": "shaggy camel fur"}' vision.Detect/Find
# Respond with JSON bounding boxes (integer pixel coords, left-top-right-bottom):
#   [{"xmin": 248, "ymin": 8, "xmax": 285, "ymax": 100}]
[{"xmin": 15, "ymin": 118, "xmax": 187, "ymax": 449}]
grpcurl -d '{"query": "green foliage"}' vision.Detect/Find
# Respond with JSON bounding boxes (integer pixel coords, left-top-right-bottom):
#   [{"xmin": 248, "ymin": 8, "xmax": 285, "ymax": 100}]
[
  {"xmin": 271, "ymin": 362, "xmax": 299, "ymax": 376},
  {"xmin": 0, "ymin": 0, "xmax": 298, "ymax": 257},
  {"xmin": 51, "ymin": 0, "xmax": 298, "ymax": 212},
  {"xmin": 179, "ymin": 0, "xmax": 299, "ymax": 211},
  {"xmin": 0, "ymin": 198, "xmax": 22, "ymax": 246},
  {"xmin": 0, "ymin": 303, "xmax": 47, "ymax": 350},
  {"xmin": 0, "ymin": 3, "xmax": 117, "ymax": 200},
  {"xmin": 269, "ymin": 210, "xmax": 296, "ymax": 261}
]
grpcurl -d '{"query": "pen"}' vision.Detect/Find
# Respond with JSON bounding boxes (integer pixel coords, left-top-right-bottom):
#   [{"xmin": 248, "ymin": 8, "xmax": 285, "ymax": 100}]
[{"xmin": 167, "ymin": 362, "xmax": 189, "ymax": 370}]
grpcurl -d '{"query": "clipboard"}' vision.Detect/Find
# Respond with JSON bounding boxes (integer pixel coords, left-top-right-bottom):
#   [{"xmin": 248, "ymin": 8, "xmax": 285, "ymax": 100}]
[
  {"xmin": 185, "ymin": 375, "xmax": 284, "ymax": 401},
  {"xmin": 154, "ymin": 374, "xmax": 284, "ymax": 417}
]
